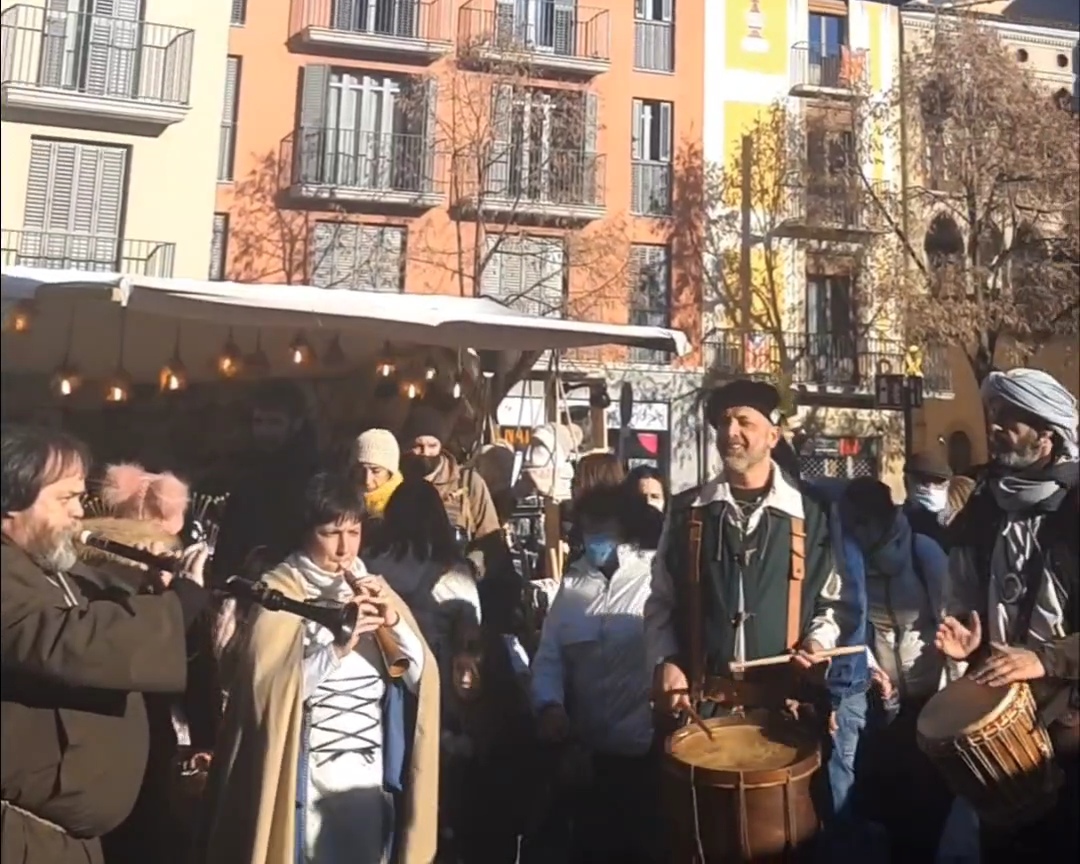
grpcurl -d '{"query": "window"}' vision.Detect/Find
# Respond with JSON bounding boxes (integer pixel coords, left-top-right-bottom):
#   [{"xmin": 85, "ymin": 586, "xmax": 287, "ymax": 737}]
[
  {"xmin": 808, "ymin": 12, "xmax": 846, "ymax": 58},
  {"xmin": 297, "ymin": 65, "xmax": 435, "ymax": 192},
  {"xmin": 40, "ymin": 0, "xmax": 142, "ymax": 99},
  {"xmin": 805, "ymin": 272, "xmax": 857, "ymax": 384},
  {"xmin": 634, "ymin": 0, "xmax": 674, "ymax": 72},
  {"xmin": 631, "ymin": 98, "xmax": 672, "ymax": 215},
  {"xmin": 231, "ymin": 0, "xmax": 246, "ymax": 26},
  {"xmin": 489, "ymin": 85, "xmax": 597, "ymax": 203},
  {"xmin": 18, "ymin": 138, "xmax": 128, "ymax": 271},
  {"xmin": 494, "ymin": 0, "xmax": 581, "ymax": 56},
  {"xmin": 629, "ymin": 244, "xmax": 671, "ymax": 363},
  {"xmin": 209, "ymin": 213, "xmax": 228, "ymax": 280},
  {"xmin": 480, "ymin": 235, "xmax": 565, "ymax": 317},
  {"xmin": 311, "ymin": 222, "xmax": 405, "ymax": 292},
  {"xmin": 219, "ymin": 56, "xmax": 241, "ymax": 182}
]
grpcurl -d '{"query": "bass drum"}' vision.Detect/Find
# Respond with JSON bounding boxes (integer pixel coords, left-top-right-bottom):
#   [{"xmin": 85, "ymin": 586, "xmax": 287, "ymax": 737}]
[{"xmin": 660, "ymin": 710, "xmax": 822, "ymax": 863}]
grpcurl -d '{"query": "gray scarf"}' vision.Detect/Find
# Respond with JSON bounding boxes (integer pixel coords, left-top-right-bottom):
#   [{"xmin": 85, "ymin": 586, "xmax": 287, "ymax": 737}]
[{"xmin": 990, "ymin": 474, "xmax": 1066, "ymax": 512}]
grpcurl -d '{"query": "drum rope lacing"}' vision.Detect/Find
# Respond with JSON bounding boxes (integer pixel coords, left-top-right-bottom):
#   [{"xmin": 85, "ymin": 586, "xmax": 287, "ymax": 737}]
[{"xmin": 689, "ymin": 765, "xmax": 707, "ymax": 863}]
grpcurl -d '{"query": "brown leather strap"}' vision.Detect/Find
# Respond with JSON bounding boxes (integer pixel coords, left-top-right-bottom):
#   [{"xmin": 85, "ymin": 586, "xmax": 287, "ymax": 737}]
[
  {"xmin": 787, "ymin": 517, "xmax": 806, "ymax": 651},
  {"xmin": 687, "ymin": 509, "xmax": 705, "ymax": 701}
]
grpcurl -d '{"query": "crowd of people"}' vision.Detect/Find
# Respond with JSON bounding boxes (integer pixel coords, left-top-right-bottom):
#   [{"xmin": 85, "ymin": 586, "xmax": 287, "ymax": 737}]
[{"xmin": 1, "ymin": 366, "xmax": 1077, "ymax": 864}]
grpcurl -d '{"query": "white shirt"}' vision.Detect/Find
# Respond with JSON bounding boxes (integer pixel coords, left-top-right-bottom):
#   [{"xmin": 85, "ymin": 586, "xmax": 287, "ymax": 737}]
[{"xmin": 530, "ymin": 545, "xmax": 655, "ymax": 756}]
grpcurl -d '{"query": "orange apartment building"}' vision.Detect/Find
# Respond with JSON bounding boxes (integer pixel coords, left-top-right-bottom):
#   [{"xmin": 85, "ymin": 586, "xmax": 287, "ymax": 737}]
[{"xmin": 214, "ymin": 0, "xmax": 706, "ymax": 487}]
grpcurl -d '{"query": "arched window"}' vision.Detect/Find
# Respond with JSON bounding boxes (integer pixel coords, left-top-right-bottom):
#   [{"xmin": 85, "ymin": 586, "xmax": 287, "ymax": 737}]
[
  {"xmin": 947, "ymin": 430, "xmax": 973, "ymax": 474},
  {"xmin": 924, "ymin": 213, "xmax": 965, "ymax": 294}
]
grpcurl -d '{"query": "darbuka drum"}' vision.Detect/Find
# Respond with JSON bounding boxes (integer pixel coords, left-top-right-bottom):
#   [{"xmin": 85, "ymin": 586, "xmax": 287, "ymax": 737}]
[
  {"xmin": 917, "ymin": 677, "xmax": 1060, "ymax": 828},
  {"xmin": 661, "ymin": 710, "xmax": 821, "ymax": 863}
]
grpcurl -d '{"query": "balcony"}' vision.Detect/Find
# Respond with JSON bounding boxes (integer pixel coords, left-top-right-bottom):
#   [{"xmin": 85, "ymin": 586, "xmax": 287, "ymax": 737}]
[
  {"xmin": 790, "ymin": 43, "xmax": 867, "ymax": 100},
  {"xmin": 458, "ymin": 0, "xmax": 611, "ymax": 79},
  {"xmin": 631, "ymin": 160, "xmax": 672, "ymax": 216},
  {"xmin": 289, "ymin": 0, "xmax": 452, "ymax": 63},
  {"xmin": 1, "ymin": 229, "xmax": 176, "ymax": 277},
  {"xmin": 773, "ymin": 179, "xmax": 887, "ymax": 242},
  {"xmin": 454, "ymin": 146, "xmax": 605, "ymax": 222},
  {"xmin": 633, "ymin": 18, "xmax": 673, "ymax": 73},
  {"xmin": 705, "ymin": 330, "xmax": 953, "ymax": 398},
  {"xmin": 0, "ymin": 5, "xmax": 193, "ymax": 132},
  {"xmin": 285, "ymin": 128, "xmax": 445, "ymax": 208}
]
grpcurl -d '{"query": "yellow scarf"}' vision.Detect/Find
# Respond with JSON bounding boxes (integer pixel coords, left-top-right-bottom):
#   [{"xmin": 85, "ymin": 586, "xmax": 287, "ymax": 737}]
[{"xmin": 364, "ymin": 471, "xmax": 403, "ymax": 517}]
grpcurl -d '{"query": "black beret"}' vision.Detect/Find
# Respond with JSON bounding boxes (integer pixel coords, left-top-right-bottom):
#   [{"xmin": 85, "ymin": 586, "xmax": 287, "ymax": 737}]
[{"xmin": 705, "ymin": 379, "xmax": 782, "ymax": 428}]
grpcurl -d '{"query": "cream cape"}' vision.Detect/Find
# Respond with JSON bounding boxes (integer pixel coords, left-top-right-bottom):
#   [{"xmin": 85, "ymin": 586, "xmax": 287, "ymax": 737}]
[{"xmin": 194, "ymin": 563, "xmax": 440, "ymax": 864}]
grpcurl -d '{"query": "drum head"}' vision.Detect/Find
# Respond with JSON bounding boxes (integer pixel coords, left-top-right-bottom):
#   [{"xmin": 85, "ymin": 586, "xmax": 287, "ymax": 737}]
[
  {"xmin": 669, "ymin": 711, "xmax": 816, "ymax": 773},
  {"xmin": 917, "ymin": 676, "xmax": 1018, "ymax": 740}
]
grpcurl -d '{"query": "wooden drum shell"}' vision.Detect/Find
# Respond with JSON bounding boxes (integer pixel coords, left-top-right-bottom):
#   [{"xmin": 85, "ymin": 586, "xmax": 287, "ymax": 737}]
[
  {"xmin": 660, "ymin": 712, "xmax": 822, "ymax": 863},
  {"xmin": 917, "ymin": 680, "xmax": 1060, "ymax": 828}
]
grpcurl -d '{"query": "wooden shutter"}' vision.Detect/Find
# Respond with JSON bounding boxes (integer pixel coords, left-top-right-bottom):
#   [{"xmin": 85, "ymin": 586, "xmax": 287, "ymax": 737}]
[
  {"xmin": 661, "ymin": 0, "xmax": 674, "ymax": 22},
  {"xmin": 631, "ymin": 98, "xmax": 643, "ymax": 160},
  {"xmin": 369, "ymin": 226, "xmax": 405, "ymax": 292},
  {"xmin": 423, "ymin": 77, "xmax": 438, "ymax": 188},
  {"xmin": 218, "ymin": 56, "xmax": 240, "ymax": 180},
  {"xmin": 582, "ymin": 91, "xmax": 599, "ymax": 204},
  {"xmin": 84, "ymin": 0, "xmax": 140, "ymax": 99},
  {"xmin": 311, "ymin": 221, "xmax": 345, "ymax": 288},
  {"xmin": 658, "ymin": 101, "xmax": 673, "ymax": 162},
  {"xmin": 231, "ymin": 0, "xmax": 246, "ymax": 26},
  {"xmin": 210, "ymin": 213, "xmax": 228, "ymax": 280},
  {"xmin": 335, "ymin": 0, "xmax": 357, "ymax": 31},
  {"xmin": 488, "ymin": 82, "xmax": 514, "ymax": 196},
  {"xmin": 553, "ymin": 0, "xmax": 575, "ymax": 56},
  {"xmin": 634, "ymin": 0, "xmax": 648, "ymax": 19},
  {"xmin": 480, "ymin": 234, "xmax": 504, "ymax": 297},
  {"xmin": 299, "ymin": 65, "xmax": 330, "ymax": 182}
]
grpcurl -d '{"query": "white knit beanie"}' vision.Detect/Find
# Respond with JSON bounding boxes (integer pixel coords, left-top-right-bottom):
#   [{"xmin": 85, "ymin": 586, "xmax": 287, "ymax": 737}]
[{"xmin": 353, "ymin": 429, "xmax": 400, "ymax": 475}]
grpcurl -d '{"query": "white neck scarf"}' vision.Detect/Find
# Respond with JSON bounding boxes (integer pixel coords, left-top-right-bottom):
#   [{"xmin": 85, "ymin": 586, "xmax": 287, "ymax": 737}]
[{"xmin": 287, "ymin": 551, "xmax": 367, "ymax": 604}]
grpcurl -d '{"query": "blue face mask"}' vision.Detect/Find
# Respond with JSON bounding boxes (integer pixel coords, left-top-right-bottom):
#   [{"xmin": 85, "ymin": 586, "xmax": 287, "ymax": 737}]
[{"xmin": 583, "ymin": 535, "xmax": 618, "ymax": 569}]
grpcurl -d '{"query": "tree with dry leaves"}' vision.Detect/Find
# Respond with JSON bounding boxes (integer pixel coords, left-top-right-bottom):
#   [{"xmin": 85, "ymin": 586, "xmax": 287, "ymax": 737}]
[
  {"xmin": 402, "ymin": 38, "xmax": 629, "ymax": 328},
  {"xmin": 872, "ymin": 13, "xmax": 1080, "ymax": 383},
  {"xmin": 690, "ymin": 98, "xmax": 900, "ymax": 410}
]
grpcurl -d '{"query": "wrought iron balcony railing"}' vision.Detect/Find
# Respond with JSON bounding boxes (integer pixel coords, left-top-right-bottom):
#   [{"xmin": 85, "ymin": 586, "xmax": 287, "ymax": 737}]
[
  {"xmin": 2, "ymin": 229, "xmax": 176, "ymax": 277},
  {"xmin": 290, "ymin": 0, "xmax": 451, "ymax": 57},
  {"xmin": 286, "ymin": 127, "xmax": 444, "ymax": 204},
  {"xmin": 1, "ymin": 4, "xmax": 193, "ymax": 108},
  {"xmin": 790, "ymin": 42, "xmax": 867, "ymax": 96},
  {"xmin": 631, "ymin": 160, "xmax": 672, "ymax": 216},
  {"xmin": 458, "ymin": 0, "xmax": 611, "ymax": 75},
  {"xmin": 704, "ymin": 329, "xmax": 953, "ymax": 395}
]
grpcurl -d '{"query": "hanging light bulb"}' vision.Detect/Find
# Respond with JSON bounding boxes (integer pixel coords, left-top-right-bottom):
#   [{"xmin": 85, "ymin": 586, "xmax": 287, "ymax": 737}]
[
  {"xmin": 5, "ymin": 300, "xmax": 34, "ymax": 334},
  {"xmin": 289, "ymin": 332, "xmax": 316, "ymax": 367},
  {"xmin": 104, "ymin": 370, "xmax": 132, "ymax": 404},
  {"xmin": 423, "ymin": 355, "xmax": 438, "ymax": 381},
  {"xmin": 376, "ymin": 342, "xmax": 396, "ymax": 377},
  {"xmin": 51, "ymin": 364, "xmax": 81, "ymax": 398},
  {"xmin": 216, "ymin": 330, "xmax": 243, "ymax": 379},
  {"xmin": 159, "ymin": 329, "xmax": 188, "ymax": 393},
  {"xmin": 324, "ymin": 334, "xmax": 347, "ymax": 368},
  {"xmin": 245, "ymin": 331, "xmax": 271, "ymax": 377},
  {"xmin": 405, "ymin": 381, "xmax": 421, "ymax": 400},
  {"xmin": 451, "ymin": 376, "xmax": 463, "ymax": 400}
]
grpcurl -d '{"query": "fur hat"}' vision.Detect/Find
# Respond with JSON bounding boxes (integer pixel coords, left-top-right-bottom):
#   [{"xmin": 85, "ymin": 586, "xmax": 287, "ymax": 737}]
[
  {"xmin": 99, "ymin": 463, "xmax": 190, "ymax": 536},
  {"xmin": 352, "ymin": 429, "xmax": 401, "ymax": 475}
]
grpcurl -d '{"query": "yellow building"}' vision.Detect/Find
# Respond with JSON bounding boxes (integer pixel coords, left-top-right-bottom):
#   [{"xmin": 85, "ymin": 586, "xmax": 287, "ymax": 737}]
[
  {"xmin": 900, "ymin": 3, "xmax": 1079, "ymax": 472},
  {"xmin": 0, "ymin": 0, "xmax": 232, "ymax": 280},
  {"xmin": 702, "ymin": 0, "xmax": 920, "ymax": 487}
]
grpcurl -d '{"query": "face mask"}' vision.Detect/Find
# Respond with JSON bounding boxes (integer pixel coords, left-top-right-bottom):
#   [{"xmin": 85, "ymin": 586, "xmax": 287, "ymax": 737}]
[
  {"xmin": 646, "ymin": 497, "xmax": 665, "ymax": 513},
  {"xmin": 582, "ymin": 536, "xmax": 618, "ymax": 570},
  {"xmin": 402, "ymin": 452, "xmax": 440, "ymax": 478},
  {"xmin": 911, "ymin": 485, "xmax": 948, "ymax": 514}
]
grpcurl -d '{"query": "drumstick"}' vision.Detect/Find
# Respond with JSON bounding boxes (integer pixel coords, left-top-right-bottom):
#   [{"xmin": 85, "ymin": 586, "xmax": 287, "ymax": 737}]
[
  {"xmin": 684, "ymin": 703, "xmax": 715, "ymax": 740},
  {"xmin": 729, "ymin": 645, "xmax": 866, "ymax": 673}
]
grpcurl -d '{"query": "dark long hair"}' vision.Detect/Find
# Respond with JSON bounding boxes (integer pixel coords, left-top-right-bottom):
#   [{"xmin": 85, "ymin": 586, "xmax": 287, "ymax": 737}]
[
  {"xmin": 1, "ymin": 425, "xmax": 90, "ymax": 514},
  {"xmin": 368, "ymin": 477, "xmax": 460, "ymax": 566}
]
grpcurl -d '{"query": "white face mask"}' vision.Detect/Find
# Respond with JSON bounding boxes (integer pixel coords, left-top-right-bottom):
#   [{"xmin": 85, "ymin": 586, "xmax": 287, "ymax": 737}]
[{"xmin": 911, "ymin": 485, "xmax": 948, "ymax": 514}]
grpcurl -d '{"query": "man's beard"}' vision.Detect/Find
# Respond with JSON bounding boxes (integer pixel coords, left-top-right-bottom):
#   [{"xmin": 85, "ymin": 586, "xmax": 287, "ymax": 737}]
[
  {"xmin": 720, "ymin": 443, "xmax": 769, "ymax": 475},
  {"xmin": 990, "ymin": 432, "xmax": 1044, "ymax": 470},
  {"xmin": 27, "ymin": 524, "xmax": 78, "ymax": 574}
]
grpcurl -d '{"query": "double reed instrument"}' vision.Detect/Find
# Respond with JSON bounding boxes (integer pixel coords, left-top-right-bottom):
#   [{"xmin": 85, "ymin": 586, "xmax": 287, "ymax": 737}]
[{"xmin": 77, "ymin": 531, "xmax": 409, "ymax": 679}]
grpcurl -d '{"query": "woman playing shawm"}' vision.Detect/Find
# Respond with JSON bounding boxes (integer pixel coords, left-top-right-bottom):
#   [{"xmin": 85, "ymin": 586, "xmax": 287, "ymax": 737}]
[{"xmin": 195, "ymin": 472, "xmax": 439, "ymax": 864}]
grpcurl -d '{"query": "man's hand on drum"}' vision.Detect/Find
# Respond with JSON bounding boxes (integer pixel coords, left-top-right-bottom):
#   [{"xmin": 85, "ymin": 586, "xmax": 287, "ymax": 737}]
[
  {"xmin": 934, "ymin": 611, "xmax": 982, "ymax": 661},
  {"xmin": 869, "ymin": 667, "xmax": 894, "ymax": 701},
  {"xmin": 972, "ymin": 644, "xmax": 1046, "ymax": 687},
  {"xmin": 654, "ymin": 661, "xmax": 692, "ymax": 714}
]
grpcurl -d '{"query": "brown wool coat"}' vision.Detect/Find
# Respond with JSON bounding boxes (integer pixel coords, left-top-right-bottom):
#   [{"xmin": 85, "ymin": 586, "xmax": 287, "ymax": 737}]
[
  {"xmin": 0, "ymin": 535, "xmax": 190, "ymax": 864},
  {"xmin": 193, "ymin": 564, "xmax": 440, "ymax": 864}
]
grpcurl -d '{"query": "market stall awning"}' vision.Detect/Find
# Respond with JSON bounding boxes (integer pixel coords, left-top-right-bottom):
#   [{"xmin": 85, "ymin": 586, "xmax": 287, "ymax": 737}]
[{"xmin": 2, "ymin": 268, "xmax": 689, "ymax": 385}]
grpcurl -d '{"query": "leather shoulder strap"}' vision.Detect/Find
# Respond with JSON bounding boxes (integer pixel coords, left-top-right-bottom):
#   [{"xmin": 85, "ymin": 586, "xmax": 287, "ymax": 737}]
[
  {"xmin": 687, "ymin": 507, "xmax": 705, "ymax": 700},
  {"xmin": 787, "ymin": 516, "xmax": 806, "ymax": 650}
]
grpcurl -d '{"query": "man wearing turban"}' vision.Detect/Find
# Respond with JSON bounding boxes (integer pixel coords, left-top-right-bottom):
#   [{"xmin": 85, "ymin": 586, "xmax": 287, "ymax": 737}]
[{"xmin": 936, "ymin": 367, "xmax": 1079, "ymax": 862}]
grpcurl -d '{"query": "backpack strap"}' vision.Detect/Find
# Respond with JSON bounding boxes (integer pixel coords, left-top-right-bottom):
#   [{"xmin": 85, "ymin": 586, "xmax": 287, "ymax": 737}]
[
  {"xmin": 687, "ymin": 508, "xmax": 705, "ymax": 701},
  {"xmin": 787, "ymin": 517, "xmax": 807, "ymax": 650}
]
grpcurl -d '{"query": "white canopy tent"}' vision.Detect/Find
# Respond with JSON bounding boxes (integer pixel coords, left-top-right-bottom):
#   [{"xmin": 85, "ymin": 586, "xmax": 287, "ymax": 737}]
[{"xmin": 1, "ymin": 268, "xmax": 689, "ymax": 386}]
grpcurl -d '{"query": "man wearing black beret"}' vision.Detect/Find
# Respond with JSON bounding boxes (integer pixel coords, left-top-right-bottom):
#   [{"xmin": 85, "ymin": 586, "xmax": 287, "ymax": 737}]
[{"xmin": 644, "ymin": 378, "xmax": 843, "ymax": 719}]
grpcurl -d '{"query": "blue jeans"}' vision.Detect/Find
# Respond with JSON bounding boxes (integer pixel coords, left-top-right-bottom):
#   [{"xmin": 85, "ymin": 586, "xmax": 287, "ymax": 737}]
[{"xmin": 828, "ymin": 690, "xmax": 867, "ymax": 821}]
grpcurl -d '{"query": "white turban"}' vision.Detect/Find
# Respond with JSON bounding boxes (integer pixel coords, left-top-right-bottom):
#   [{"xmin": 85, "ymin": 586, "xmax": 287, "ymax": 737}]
[{"xmin": 981, "ymin": 368, "xmax": 1079, "ymax": 459}]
